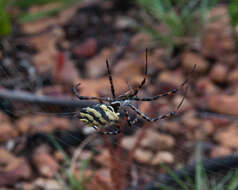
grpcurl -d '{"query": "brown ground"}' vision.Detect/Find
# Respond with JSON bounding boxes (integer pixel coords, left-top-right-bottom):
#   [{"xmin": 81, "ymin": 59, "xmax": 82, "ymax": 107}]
[{"xmin": 0, "ymin": 1, "xmax": 238, "ymax": 190}]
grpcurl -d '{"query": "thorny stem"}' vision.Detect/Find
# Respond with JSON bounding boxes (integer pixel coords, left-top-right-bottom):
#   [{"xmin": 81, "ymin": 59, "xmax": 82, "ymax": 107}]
[
  {"xmin": 116, "ymin": 118, "xmax": 127, "ymax": 190},
  {"xmin": 103, "ymin": 118, "xmax": 127, "ymax": 190},
  {"xmin": 103, "ymin": 133, "xmax": 120, "ymax": 190},
  {"xmin": 104, "ymin": 118, "xmax": 149, "ymax": 190}
]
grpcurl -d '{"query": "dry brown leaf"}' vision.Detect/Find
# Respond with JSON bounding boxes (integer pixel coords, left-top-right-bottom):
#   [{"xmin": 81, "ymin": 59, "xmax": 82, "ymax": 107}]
[
  {"xmin": 73, "ymin": 77, "xmax": 128, "ymax": 97},
  {"xmin": 32, "ymin": 145, "xmax": 59, "ymax": 178},
  {"xmin": 134, "ymin": 149, "xmax": 153, "ymax": 164},
  {"xmin": 207, "ymin": 94, "xmax": 238, "ymax": 116},
  {"xmin": 140, "ymin": 129, "xmax": 175, "ymax": 150},
  {"xmin": 73, "ymin": 38, "xmax": 97, "ymax": 58},
  {"xmin": 151, "ymin": 151, "xmax": 174, "ymax": 165},
  {"xmin": 202, "ymin": 5, "xmax": 236, "ymax": 66},
  {"xmin": 94, "ymin": 149, "xmax": 111, "ymax": 168},
  {"xmin": 33, "ymin": 178, "xmax": 62, "ymax": 190},
  {"xmin": 113, "ymin": 57, "xmax": 145, "ymax": 84},
  {"xmin": 195, "ymin": 77, "xmax": 219, "ymax": 95},
  {"xmin": 210, "ymin": 146, "xmax": 232, "ymax": 158},
  {"xmin": 157, "ymin": 70, "xmax": 185, "ymax": 87},
  {"xmin": 209, "ymin": 64, "xmax": 228, "ymax": 83},
  {"xmin": 84, "ymin": 168, "xmax": 112, "ymax": 190},
  {"xmin": 30, "ymin": 28, "xmax": 64, "ymax": 73},
  {"xmin": 228, "ymin": 68, "xmax": 238, "ymax": 84},
  {"xmin": 86, "ymin": 48, "xmax": 114, "ymax": 78},
  {"xmin": 214, "ymin": 124, "xmax": 238, "ymax": 149},
  {"xmin": 182, "ymin": 52, "xmax": 209, "ymax": 73},
  {"xmin": 0, "ymin": 148, "xmax": 32, "ymax": 186},
  {"xmin": 16, "ymin": 115, "xmax": 69, "ymax": 135}
]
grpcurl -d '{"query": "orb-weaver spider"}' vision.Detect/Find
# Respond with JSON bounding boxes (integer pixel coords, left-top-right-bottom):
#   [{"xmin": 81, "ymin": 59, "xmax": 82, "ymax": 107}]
[{"xmin": 73, "ymin": 49, "xmax": 196, "ymax": 135}]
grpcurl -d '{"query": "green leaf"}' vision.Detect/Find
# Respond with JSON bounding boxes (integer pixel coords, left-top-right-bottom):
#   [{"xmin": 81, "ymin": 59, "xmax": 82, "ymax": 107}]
[
  {"xmin": 0, "ymin": 2, "xmax": 11, "ymax": 37},
  {"xmin": 135, "ymin": 0, "xmax": 218, "ymax": 49},
  {"xmin": 195, "ymin": 143, "xmax": 202, "ymax": 190},
  {"xmin": 228, "ymin": 170, "xmax": 238, "ymax": 190},
  {"xmin": 160, "ymin": 164, "xmax": 189, "ymax": 190},
  {"xmin": 228, "ymin": 0, "xmax": 238, "ymax": 27},
  {"xmin": 19, "ymin": 6, "xmax": 63, "ymax": 23},
  {"xmin": 15, "ymin": 0, "xmax": 63, "ymax": 8},
  {"xmin": 156, "ymin": 183, "xmax": 174, "ymax": 190},
  {"xmin": 18, "ymin": 0, "xmax": 81, "ymax": 23}
]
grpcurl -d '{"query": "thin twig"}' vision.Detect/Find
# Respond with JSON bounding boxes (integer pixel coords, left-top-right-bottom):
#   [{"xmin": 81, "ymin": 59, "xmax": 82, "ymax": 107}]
[
  {"xmin": 103, "ymin": 133, "xmax": 119, "ymax": 190},
  {"xmin": 115, "ymin": 118, "xmax": 127, "ymax": 190},
  {"xmin": 0, "ymin": 88, "xmax": 94, "ymax": 108}
]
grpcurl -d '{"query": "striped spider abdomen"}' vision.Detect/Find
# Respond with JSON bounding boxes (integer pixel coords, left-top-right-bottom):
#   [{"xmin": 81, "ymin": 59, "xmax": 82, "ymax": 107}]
[{"xmin": 75, "ymin": 104, "xmax": 120, "ymax": 133}]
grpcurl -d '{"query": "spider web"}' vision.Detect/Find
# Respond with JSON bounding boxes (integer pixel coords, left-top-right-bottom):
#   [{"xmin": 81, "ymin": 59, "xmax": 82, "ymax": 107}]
[{"xmin": 0, "ymin": 47, "xmax": 238, "ymax": 190}]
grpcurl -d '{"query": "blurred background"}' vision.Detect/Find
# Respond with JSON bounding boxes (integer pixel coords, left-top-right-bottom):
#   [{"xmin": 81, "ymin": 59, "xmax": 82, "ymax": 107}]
[{"xmin": 0, "ymin": 0, "xmax": 238, "ymax": 189}]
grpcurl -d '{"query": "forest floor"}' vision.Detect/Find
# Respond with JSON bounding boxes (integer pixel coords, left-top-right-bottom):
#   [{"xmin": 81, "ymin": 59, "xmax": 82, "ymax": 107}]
[{"xmin": 0, "ymin": 1, "xmax": 238, "ymax": 190}]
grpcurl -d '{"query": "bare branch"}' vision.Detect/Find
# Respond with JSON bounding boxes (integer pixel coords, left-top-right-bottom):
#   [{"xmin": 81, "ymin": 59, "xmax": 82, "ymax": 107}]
[{"xmin": 0, "ymin": 88, "xmax": 95, "ymax": 114}]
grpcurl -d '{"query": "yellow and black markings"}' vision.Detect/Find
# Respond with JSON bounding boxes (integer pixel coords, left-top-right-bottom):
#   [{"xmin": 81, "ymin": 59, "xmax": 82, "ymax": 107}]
[{"xmin": 77, "ymin": 104, "xmax": 120, "ymax": 128}]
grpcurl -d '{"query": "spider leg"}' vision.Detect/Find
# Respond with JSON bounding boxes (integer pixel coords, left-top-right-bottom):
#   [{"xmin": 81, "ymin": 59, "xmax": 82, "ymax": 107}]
[
  {"xmin": 73, "ymin": 82, "xmax": 112, "ymax": 102},
  {"xmin": 126, "ymin": 48, "xmax": 148, "ymax": 98},
  {"xmin": 117, "ymin": 81, "xmax": 135, "ymax": 99},
  {"xmin": 126, "ymin": 81, "xmax": 135, "ymax": 95},
  {"xmin": 106, "ymin": 60, "xmax": 116, "ymax": 99},
  {"xmin": 130, "ymin": 88, "xmax": 178, "ymax": 101},
  {"xmin": 126, "ymin": 94, "xmax": 186, "ymax": 122},
  {"xmin": 129, "ymin": 64, "xmax": 196, "ymax": 102},
  {"xmin": 98, "ymin": 126, "xmax": 120, "ymax": 135},
  {"xmin": 124, "ymin": 109, "xmax": 138, "ymax": 126},
  {"xmin": 117, "ymin": 49, "xmax": 148, "ymax": 101},
  {"xmin": 87, "ymin": 125, "xmax": 119, "ymax": 135}
]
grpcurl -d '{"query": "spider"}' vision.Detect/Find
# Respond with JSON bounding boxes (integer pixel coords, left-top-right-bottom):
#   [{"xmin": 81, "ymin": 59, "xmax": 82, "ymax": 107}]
[{"xmin": 73, "ymin": 49, "xmax": 196, "ymax": 135}]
